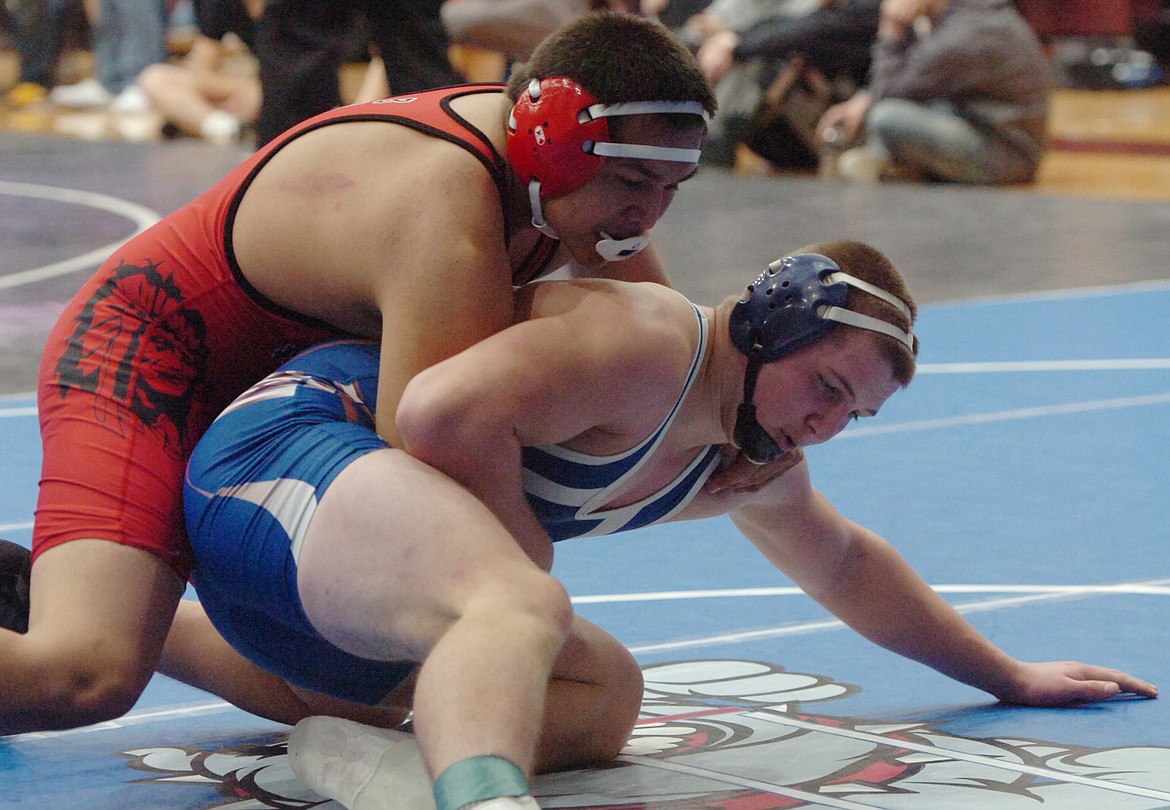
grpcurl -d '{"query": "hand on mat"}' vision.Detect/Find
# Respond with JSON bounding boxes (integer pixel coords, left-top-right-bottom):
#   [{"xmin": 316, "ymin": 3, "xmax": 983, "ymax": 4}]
[{"xmin": 996, "ymin": 661, "xmax": 1158, "ymax": 706}]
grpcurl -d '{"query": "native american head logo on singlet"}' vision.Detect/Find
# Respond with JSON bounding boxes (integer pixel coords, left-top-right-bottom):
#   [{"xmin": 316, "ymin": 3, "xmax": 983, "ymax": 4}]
[{"xmin": 54, "ymin": 258, "xmax": 209, "ymax": 457}]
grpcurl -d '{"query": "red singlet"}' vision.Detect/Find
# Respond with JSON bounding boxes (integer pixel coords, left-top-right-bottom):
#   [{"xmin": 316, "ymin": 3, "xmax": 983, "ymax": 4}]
[{"xmin": 34, "ymin": 85, "xmax": 559, "ymax": 579}]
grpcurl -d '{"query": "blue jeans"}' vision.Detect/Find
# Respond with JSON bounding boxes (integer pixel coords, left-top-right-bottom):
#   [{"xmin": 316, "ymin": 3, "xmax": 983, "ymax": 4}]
[
  {"xmin": 866, "ymin": 97, "xmax": 1034, "ymax": 185},
  {"xmin": 92, "ymin": 0, "xmax": 168, "ymax": 94}
]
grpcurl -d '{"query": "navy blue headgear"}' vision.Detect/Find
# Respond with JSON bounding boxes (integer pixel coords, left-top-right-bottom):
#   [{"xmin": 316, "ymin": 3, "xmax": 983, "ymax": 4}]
[
  {"xmin": 729, "ymin": 253, "xmax": 912, "ymax": 465},
  {"xmin": 729, "ymin": 253, "xmax": 849, "ymax": 362}
]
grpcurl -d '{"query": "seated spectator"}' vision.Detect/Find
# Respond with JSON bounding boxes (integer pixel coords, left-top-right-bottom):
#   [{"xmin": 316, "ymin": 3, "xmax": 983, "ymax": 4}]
[
  {"xmin": 253, "ymin": 0, "xmax": 463, "ymax": 147},
  {"xmin": 691, "ymin": 0, "xmax": 881, "ymax": 169},
  {"xmin": 48, "ymin": 0, "xmax": 169, "ymax": 112},
  {"xmin": 137, "ymin": 0, "xmax": 261, "ymax": 144},
  {"xmin": 816, "ymin": 0, "xmax": 1050, "ymax": 185}
]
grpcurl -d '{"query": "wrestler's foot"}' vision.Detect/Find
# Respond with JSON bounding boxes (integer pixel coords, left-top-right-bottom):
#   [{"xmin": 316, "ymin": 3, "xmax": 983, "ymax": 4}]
[
  {"xmin": 0, "ymin": 540, "xmax": 31, "ymax": 633},
  {"xmin": 288, "ymin": 715, "xmax": 436, "ymax": 810}
]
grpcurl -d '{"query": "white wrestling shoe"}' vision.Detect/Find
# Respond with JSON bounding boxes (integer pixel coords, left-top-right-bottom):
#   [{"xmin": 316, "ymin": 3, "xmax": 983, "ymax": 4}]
[
  {"xmin": 288, "ymin": 716, "xmax": 436, "ymax": 810},
  {"xmin": 463, "ymin": 797, "xmax": 541, "ymax": 810}
]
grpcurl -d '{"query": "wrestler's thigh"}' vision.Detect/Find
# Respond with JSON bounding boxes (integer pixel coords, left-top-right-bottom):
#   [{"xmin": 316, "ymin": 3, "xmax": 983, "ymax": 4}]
[
  {"xmin": 296, "ymin": 448, "xmax": 548, "ymax": 663},
  {"xmin": 29, "ymin": 540, "xmax": 185, "ymax": 683}
]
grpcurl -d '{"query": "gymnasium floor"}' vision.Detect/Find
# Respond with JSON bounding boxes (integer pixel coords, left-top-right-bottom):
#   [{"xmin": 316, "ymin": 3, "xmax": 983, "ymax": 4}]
[{"xmin": 3, "ymin": 89, "xmax": 1170, "ymax": 807}]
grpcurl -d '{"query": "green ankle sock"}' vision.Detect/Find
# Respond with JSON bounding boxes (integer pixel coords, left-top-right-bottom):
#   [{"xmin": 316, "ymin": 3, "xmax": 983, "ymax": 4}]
[{"xmin": 433, "ymin": 755, "xmax": 529, "ymax": 810}]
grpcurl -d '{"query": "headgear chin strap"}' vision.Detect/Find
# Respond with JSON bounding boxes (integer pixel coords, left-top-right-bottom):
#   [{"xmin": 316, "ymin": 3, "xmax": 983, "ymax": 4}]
[
  {"xmin": 508, "ymin": 77, "xmax": 708, "ymax": 258},
  {"xmin": 729, "ymin": 253, "xmax": 914, "ymax": 464}
]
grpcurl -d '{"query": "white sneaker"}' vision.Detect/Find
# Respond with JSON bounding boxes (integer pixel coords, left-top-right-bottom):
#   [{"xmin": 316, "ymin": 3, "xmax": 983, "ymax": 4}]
[
  {"xmin": 287, "ymin": 716, "xmax": 436, "ymax": 810},
  {"xmin": 49, "ymin": 78, "xmax": 113, "ymax": 109},
  {"xmin": 199, "ymin": 110, "xmax": 242, "ymax": 145},
  {"xmin": 109, "ymin": 84, "xmax": 151, "ymax": 113}
]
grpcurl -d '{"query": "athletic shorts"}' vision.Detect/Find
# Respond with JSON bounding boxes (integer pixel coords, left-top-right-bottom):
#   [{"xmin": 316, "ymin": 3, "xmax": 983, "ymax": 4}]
[{"xmin": 184, "ymin": 339, "xmax": 416, "ymax": 705}]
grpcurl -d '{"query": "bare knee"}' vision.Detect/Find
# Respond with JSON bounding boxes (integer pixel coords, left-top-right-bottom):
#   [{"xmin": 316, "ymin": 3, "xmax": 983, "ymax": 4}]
[
  {"xmin": 136, "ymin": 63, "xmax": 178, "ymax": 97},
  {"xmin": 533, "ymin": 622, "xmax": 643, "ymax": 771},
  {"xmin": 43, "ymin": 635, "xmax": 154, "ymax": 726},
  {"xmin": 590, "ymin": 644, "xmax": 643, "ymax": 760},
  {"xmin": 6, "ymin": 632, "xmax": 153, "ymax": 731},
  {"xmin": 467, "ymin": 570, "xmax": 575, "ymax": 649}
]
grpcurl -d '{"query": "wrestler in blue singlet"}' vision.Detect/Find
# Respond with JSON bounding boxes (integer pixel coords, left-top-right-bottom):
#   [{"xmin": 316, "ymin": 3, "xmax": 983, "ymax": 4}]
[{"xmin": 184, "ymin": 309, "xmax": 718, "ymax": 704}]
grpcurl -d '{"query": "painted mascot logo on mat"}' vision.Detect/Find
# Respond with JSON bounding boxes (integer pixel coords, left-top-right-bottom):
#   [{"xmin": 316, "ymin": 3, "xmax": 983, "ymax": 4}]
[{"xmin": 120, "ymin": 659, "xmax": 1170, "ymax": 809}]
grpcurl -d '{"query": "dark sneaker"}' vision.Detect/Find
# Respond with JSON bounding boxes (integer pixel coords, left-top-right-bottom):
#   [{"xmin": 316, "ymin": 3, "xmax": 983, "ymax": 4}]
[{"xmin": 0, "ymin": 539, "xmax": 31, "ymax": 633}]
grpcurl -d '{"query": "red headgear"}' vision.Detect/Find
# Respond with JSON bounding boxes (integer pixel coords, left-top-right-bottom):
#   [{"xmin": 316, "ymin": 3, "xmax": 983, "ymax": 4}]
[{"xmin": 507, "ymin": 77, "xmax": 709, "ymax": 199}]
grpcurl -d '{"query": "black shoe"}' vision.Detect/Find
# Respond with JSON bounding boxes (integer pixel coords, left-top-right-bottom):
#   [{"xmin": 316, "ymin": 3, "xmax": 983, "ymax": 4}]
[{"xmin": 0, "ymin": 539, "xmax": 31, "ymax": 633}]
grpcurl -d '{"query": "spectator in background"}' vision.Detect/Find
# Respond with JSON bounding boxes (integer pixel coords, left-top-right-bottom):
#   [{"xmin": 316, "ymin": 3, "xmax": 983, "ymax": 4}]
[
  {"xmin": 689, "ymin": 0, "xmax": 881, "ymax": 168},
  {"xmin": 48, "ymin": 0, "xmax": 169, "ymax": 112},
  {"xmin": 137, "ymin": 0, "xmax": 262, "ymax": 144},
  {"xmin": 440, "ymin": 0, "xmax": 638, "ymax": 76},
  {"xmin": 816, "ymin": 0, "xmax": 1050, "ymax": 185},
  {"xmin": 3, "ymin": 0, "xmax": 84, "ymax": 107},
  {"xmin": 441, "ymin": 0, "xmax": 589, "ymax": 65},
  {"xmin": 253, "ymin": 1, "xmax": 462, "ymax": 147}
]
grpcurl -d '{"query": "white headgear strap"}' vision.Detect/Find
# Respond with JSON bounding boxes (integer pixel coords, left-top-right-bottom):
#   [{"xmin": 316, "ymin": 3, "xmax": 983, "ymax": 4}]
[
  {"xmin": 583, "ymin": 100, "xmax": 709, "ymax": 164},
  {"xmin": 524, "ymin": 86, "xmax": 709, "ymax": 257},
  {"xmin": 818, "ymin": 272, "xmax": 914, "ymax": 349}
]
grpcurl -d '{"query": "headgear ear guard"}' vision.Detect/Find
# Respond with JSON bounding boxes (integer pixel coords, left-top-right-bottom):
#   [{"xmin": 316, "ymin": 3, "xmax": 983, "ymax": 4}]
[
  {"xmin": 729, "ymin": 253, "xmax": 914, "ymax": 465},
  {"xmin": 507, "ymin": 77, "xmax": 708, "ymax": 257}
]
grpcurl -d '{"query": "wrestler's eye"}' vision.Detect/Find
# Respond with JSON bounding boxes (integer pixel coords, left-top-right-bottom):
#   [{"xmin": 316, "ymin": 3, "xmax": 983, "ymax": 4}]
[{"xmin": 817, "ymin": 375, "xmax": 842, "ymax": 401}]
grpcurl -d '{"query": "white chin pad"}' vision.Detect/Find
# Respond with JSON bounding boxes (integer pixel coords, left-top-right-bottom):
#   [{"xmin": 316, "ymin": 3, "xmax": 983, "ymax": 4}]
[{"xmin": 596, "ymin": 231, "xmax": 650, "ymax": 261}]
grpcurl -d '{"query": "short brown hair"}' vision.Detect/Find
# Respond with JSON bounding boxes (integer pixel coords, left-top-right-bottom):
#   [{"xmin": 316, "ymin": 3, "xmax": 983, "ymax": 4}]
[
  {"xmin": 798, "ymin": 240, "xmax": 919, "ymax": 386},
  {"xmin": 506, "ymin": 12, "xmax": 717, "ymax": 118}
]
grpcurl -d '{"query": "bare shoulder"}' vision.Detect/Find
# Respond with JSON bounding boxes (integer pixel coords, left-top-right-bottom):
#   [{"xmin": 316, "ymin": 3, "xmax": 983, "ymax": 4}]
[
  {"xmin": 232, "ymin": 111, "xmax": 514, "ymax": 333},
  {"xmin": 526, "ymin": 280, "xmax": 700, "ymax": 356}
]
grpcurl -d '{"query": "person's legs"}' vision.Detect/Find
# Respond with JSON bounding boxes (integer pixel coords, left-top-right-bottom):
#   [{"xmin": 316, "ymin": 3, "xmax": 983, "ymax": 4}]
[
  {"xmin": 161, "ymin": 598, "xmax": 413, "ymax": 727},
  {"xmin": 865, "ymin": 97, "xmax": 998, "ymax": 184},
  {"xmin": 253, "ymin": 0, "xmax": 352, "ymax": 146},
  {"xmin": 11, "ymin": 0, "xmax": 76, "ymax": 87},
  {"xmin": 0, "ymin": 540, "xmax": 184, "ymax": 735},
  {"xmin": 137, "ymin": 63, "xmax": 212, "ymax": 133},
  {"xmin": 701, "ymin": 60, "xmax": 767, "ymax": 168},
  {"xmin": 363, "ymin": 0, "xmax": 461, "ymax": 94},
  {"xmin": 92, "ymin": 0, "xmax": 167, "ymax": 95},
  {"xmin": 779, "ymin": 0, "xmax": 880, "ymax": 85},
  {"xmin": 137, "ymin": 61, "xmax": 258, "ymax": 141},
  {"xmin": 289, "ymin": 613, "xmax": 642, "ymax": 810},
  {"xmin": 296, "ymin": 449, "xmax": 576, "ymax": 781}
]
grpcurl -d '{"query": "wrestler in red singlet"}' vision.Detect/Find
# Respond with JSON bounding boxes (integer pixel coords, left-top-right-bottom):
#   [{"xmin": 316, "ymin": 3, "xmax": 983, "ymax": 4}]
[{"xmin": 35, "ymin": 85, "xmax": 559, "ymax": 580}]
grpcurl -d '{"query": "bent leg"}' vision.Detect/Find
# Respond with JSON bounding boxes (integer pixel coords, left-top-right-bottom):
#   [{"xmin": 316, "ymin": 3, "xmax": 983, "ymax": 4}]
[
  {"xmin": 296, "ymin": 448, "xmax": 575, "ymax": 780},
  {"xmin": 0, "ymin": 540, "xmax": 183, "ymax": 735},
  {"xmin": 867, "ymin": 97, "xmax": 997, "ymax": 184},
  {"xmin": 288, "ymin": 612, "xmax": 641, "ymax": 808},
  {"xmin": 161, "ymin": 598, "xmax": 412, "ymax": 728},
  {"xmin": 535, "ymin": 614, "xmax": 643, "ymax": 772}
]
